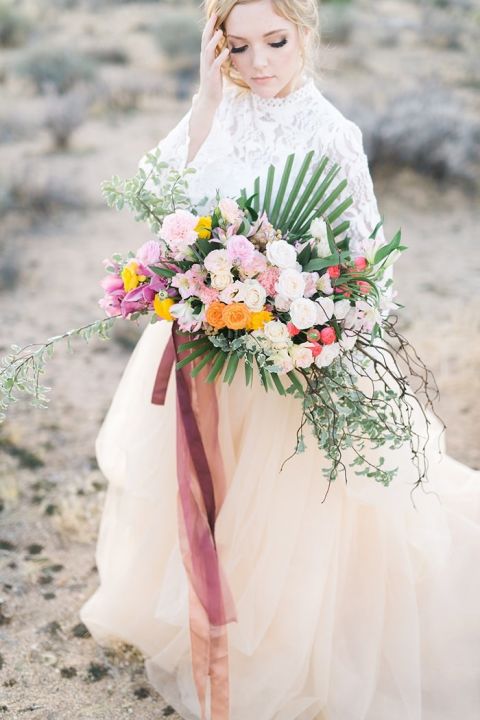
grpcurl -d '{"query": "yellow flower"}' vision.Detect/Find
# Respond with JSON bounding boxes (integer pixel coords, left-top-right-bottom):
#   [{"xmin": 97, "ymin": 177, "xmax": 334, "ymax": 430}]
[
  {"xmin": 194, "ymin": 215, "xmax": 212, "ymax": 239},
  {"xmin": 246, "ymin": 309, "xmax": 273, "ymax": 331},
  {"xmin": 154, "ymin": 294, "xmax": 175, "ymax": 321},
  {"xmin": 121, "ymin": 261, "xmax": 147, "ymax": 292}
]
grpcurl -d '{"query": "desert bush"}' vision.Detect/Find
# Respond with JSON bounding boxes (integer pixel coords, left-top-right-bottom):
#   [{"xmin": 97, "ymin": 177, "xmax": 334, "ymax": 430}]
[
  {"xmin": 85, "ymin": 46, "xmax": 130, "ymax": 65},
  {"xmin": 0, "ymin": 244, "xmax": 20, "ymax": 292},
  {"xmin": 44, "ymin": 89, "xmax": 89, "ymax": 150},
  {"xmin": 370, "ymin": 84, "xmax": 480, "ymax": 189},
  {"xmin": 0, "ymin": 166, "xmax": 86, "ymax": 219},
  {"xmin": 320, "ymin": 2, "xmax": 354, "ymax": 44},
  {"xmin": 0, "ymin": 112, "xmax": 36, "ymax": 144},
  {"xmin": 16, "ymin": 48, "xmax": 97, "ymax": 95},
  {"xmin": 153, "ymin": 10, "xmax": 201, "ymax": 98},
  {"xmin": 0, "ymin": 0, "xmax": 32, "ymax": 48}
]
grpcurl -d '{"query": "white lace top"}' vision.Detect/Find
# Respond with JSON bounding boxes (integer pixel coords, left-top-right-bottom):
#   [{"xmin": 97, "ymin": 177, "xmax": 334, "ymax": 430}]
[{"xmin": 138, "ymin": 74, "xmax": 394, "ymax": 309}]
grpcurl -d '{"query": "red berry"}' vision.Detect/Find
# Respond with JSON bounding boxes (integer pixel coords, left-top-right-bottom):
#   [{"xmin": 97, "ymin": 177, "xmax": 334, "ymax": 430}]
[{"xmin": 354, "ymin": 256, "xmax": 367, "ymax": 271}]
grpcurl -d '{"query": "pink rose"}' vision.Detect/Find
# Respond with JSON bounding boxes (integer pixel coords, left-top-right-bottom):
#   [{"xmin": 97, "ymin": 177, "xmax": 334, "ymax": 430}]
[
  {"xmin": 257, "ymin": 266, "xmax": 280, "ymax": 296},
  {"xmin": 226, "ymin": 235, "xmax": 256, "ymax": 266}
]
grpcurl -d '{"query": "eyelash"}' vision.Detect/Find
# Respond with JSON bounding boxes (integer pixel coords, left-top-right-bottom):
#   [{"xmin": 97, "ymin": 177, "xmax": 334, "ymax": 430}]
[{"xmin": 230, "ymin": 38, "xmax": 288, "ymax": 54}]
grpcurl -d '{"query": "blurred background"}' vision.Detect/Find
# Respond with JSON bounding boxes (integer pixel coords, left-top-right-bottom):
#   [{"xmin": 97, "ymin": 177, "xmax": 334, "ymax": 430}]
[{"xmin": 0, "ymin": 0, "xmax": 479, "ymax": 717}]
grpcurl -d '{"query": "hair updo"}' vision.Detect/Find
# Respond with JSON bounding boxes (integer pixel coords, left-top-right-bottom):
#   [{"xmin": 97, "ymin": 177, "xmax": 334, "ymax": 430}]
[{"xmin": 201, "ymin": 0, "xmax": 321, "ymax": 91}]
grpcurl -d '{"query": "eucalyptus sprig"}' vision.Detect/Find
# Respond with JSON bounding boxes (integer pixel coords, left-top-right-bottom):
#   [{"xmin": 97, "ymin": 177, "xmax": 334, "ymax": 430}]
[{"xmin": 0, "ymin": 318, "xmax": 118, "ymax": 423}]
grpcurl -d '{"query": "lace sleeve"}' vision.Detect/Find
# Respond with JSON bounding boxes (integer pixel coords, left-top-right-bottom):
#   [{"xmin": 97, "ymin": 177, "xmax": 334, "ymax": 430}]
[{"xmin": 326, "ymin": 120, "xmax": 395, "ymax": 318}]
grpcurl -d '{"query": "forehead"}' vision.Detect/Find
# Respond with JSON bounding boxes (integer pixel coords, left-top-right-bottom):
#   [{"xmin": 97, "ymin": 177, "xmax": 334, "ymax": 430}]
[{"xmin": 224, "ymin": 1, "xmax": 293, "ymax": 37}]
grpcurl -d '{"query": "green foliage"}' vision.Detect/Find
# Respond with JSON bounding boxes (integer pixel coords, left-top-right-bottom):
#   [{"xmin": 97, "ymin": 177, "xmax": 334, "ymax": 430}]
[{"xmin": 16, "ymin": 48, "xmax": 97, "ymax": 95}]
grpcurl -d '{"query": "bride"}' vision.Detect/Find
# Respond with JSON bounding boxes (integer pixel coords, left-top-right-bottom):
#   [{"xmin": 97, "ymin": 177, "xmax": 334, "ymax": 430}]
[{"xmin": 80, "ymin": 1, "xmax": 480, "ymax": 719}]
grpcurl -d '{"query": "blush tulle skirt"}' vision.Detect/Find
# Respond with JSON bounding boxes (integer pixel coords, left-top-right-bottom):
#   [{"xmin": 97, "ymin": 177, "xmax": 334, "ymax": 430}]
[{"xmin": 80, "ymin": 318, "xmax": 480, "ymax": 720}]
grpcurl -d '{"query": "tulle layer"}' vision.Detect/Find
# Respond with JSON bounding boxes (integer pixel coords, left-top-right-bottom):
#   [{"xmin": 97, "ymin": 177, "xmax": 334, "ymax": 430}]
[{"xmin": 80, "ymin": 320, "xmax": 480, "ymax": 720}]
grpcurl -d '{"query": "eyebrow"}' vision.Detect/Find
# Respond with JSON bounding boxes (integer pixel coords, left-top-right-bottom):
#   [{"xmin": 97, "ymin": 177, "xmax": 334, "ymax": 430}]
[{"xmin": 227, "ymin": 28, "xmax": 288, "ymax": 40}]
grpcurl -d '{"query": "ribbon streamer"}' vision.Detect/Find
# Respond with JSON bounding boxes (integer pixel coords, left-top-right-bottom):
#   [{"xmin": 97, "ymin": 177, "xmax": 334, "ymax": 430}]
[{"xmin": 151, "ymin": 322, "xmax": 237, "ymax": 720}]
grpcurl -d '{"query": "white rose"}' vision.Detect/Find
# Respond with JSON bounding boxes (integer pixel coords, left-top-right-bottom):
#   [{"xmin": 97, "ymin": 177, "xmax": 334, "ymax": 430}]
[
  {"xmin": 290, "ymin": 343, "xmax": 314, "ymax": 369},
  {"xmin": 269, "ymin": 349, "xmax": 294, "ymax": 374},
  {"xmin": 274, "ymin": 294, "xmax": 291, "ymax": 312},
  {"xmin": 241, "ymin": 279, "xmax": 267, "ymax": 312},
  {"xmin": 310, "ymin": 217, "xmax": 329, "ymax": 241},
  {"xmin": 289, "ymin": 298, "xmax": 318, "ymax": 330},
  {"xmin": 263, "ymin": 320, "xmax": 291, "ymax": 347},
  {"xmin": 266, "ymin": 240, "xmax": 298, "ymax": 269},
  {"xmin": 275, "ymin": 268, "xmax": 306, "ymax": 301},
  {"xmin": 339, "ymin": 329, "xmax": 358, "ymax": 351},
  {"xmin": 315, "ymin": 296, "xmax": 335, "ymax": 324},
  {"xmin": 204, "ymin": 249, "xmax": 232, "ymax": 274},
  {"xmin": 333, "ymin": 299, "xmax": 351, "ymax": 321},
  {"xmin": 210, "ymin": 270, "xmax": 233, "ymax": 291},
  {"xmin": 314, "ymin": 342, "xmax": 341, "ymax": 368}
]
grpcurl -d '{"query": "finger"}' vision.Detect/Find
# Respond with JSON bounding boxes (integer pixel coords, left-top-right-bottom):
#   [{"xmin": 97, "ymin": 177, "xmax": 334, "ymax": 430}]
[
  {"xmin": 204, "ymin": 29, "xmax": 224, "ymax": 62},
  {"xmin": 212, "ymin": 47, "xmax": 230, "ymax": 68},
  {"xmin": 201, "ymin": 13, "xmax": 218, "ymax": 50}
]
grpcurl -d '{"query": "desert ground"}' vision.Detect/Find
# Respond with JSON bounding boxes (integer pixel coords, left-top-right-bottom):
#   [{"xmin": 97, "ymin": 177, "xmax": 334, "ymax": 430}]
[{"xmin": 0, "ymin": 0, "xmax": 479, "ymax": 718}]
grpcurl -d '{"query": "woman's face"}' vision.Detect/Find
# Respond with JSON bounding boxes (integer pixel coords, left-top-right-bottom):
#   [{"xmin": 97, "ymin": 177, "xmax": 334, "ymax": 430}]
[{"xmin": 223, "ymin": 0, "xmax": 304, "ymax": 98}]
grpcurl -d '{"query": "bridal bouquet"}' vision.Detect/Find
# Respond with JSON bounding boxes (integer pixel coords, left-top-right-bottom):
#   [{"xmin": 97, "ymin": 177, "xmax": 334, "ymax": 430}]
[{"xmin": 0, "ymin": 148, "xmax": 441, "ymax": 493}]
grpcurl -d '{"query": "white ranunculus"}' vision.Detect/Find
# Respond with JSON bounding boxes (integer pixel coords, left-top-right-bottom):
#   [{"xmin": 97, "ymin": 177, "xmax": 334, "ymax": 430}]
[
  {"xmin": 218, "ymin": 197, "xmax": 243, "ymax": 225},
  {"xmin": 333, "ymin": 298, "xmax": 351, "ymax": 321},
  {"xmin": 316, "ymin": 237, "xmax": 332, "ymax": 258},
  {"xmin": 241, "ymin": 279, "xmax": 267, "ymax": 312},
  {"xmin": 269, "ymin": 349, "xmax": 294, "ymax": 374},
  {"xmin": 314, "ymin": 342, "xmax": 341, "ymax": 368},
  {"xmin": 210, "ymin": 270, "xmax": 233, "ymax": 291},
  {"xmin": 289, "ymin": 297, "xmax": 318, "ymax": 330},
  {"xmin": 315, "ymin": 296, "xmax": 335, "ymax": 323},
  {"xmin": 263, "ymin": 320, "xmax": 291, "ymax": 347},
  {"xmin": 218, "ymin": 280, "xmax": 244, "ymax": 304},
  {"xmin": 316, "ymin": 272, "xmax": 333, "ymax": 295},
  {"xmin": 274, "ymin": 294, "xmax": 291, "ymax": 312},
  {"xmin": 290, "ymin": 343, "xmax": 314, "ymax": 369},
  {"xmin": 275, "ymin": 268, "xmax": 306, "ymax": 301},
  {"xmin": 266, "ymin": 239, "xmax": 298, "ymax": 269},
  {"xmin": 204, "ymin": 249, "xmax": 232, "ymax": 274},
  {"xmin": 310, "ymin": 217, "xmax": 328, "ymax": 241}
]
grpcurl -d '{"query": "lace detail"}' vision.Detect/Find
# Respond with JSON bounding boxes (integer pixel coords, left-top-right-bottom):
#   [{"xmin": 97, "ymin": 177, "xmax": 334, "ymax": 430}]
[{"xmin": 138, "ymin": 73, "xmax": 394, "ymax": 314}]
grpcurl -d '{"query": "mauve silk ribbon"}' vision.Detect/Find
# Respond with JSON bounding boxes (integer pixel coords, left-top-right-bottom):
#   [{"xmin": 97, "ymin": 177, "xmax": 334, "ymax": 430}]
[{"xmin": 151, "ymin": 321, "xmax": 237, "ymax": 720}]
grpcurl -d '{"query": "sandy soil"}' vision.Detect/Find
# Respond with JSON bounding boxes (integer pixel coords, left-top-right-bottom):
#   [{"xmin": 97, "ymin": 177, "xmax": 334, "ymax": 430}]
[{"xmin": 0, "ymin": 1, "xmax": 479, "ymax": 718}]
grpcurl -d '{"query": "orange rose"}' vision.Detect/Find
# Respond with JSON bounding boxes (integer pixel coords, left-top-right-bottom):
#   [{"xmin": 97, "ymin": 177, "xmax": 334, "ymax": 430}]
[
  {"xmin": 223, "ymin": 302, "xmax": 251, "ymax": 330},
  {"xmin": 205, "ymin": 300, "xmax": 226, "ymax": 329}
]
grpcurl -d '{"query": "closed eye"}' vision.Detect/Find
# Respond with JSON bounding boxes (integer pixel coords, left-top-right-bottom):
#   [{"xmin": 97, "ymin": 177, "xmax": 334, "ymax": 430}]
[{"xmin": 230, "ymin": 37, "xmax": 288, "ymax": 54}]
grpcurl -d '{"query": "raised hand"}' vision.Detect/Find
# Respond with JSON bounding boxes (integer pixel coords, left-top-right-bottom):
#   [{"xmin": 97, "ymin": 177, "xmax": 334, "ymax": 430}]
[{"xmin": 197, "ymin": 12, "xmax": 230, "ymax": 110}]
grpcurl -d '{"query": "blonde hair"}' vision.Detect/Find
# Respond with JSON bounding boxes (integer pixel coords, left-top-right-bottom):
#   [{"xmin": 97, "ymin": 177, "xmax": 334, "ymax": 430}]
[{"xmin": 201, "ymin": 0, "xmax": 321, "ymax": 91}]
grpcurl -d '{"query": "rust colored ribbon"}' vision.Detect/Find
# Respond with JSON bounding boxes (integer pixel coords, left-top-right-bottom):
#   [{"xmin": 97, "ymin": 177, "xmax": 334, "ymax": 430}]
[{"xmin": 151, "ymin": 322, "xmax": 237, "ymax": 720}]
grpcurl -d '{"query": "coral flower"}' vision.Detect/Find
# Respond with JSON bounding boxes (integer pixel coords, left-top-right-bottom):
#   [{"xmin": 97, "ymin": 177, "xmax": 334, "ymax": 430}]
[
  {"xmin": 154, "ymin": 294, "xmax": 175, "ymax": 321},
  {"xmin": 223, "ymin": 302, "xmax": 252, "ymax": 330},
  {"xmin": 194, "ymin": 215, "xmax": 213, "ymax": 239},
  {"xmin": 247, "ymin": 309, "xmax": 273, "ymax": 331},
  {"xmin": 287, "ymin": 321, "xmax": 300, "ymax": 337},
  {"xmin": 205, "ymin": 301, "xmax": 227, "ymax": 329},
  {"xmin": 320, "ymin": 327, "xmax": 336, "ymax": 345}
]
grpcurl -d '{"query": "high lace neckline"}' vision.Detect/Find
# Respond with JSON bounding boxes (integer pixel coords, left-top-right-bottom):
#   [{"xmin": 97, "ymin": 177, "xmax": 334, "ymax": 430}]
[{"xmin": 250, "ymin": 75, "xmax": 316, "ymax": 109}]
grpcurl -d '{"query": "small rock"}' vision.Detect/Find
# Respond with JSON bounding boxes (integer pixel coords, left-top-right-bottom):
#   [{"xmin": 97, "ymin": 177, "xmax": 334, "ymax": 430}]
[
  {"xmin": 60, "ymin": 666, "xmax": 77, "ymax": 678},
  {"xmin": 46, "ymin": 564, "xmax": 64, "ymax": 573},
  {"xmin": 42, "ymin": 592, "xmax": 56, "ymax": 600},
  {"xmin": 134, "ymin": 686, "xmax": 150, "ymax": 699},
  {"xmin": 41, "ymin": 621, "xmax": 62, "ymax": 636},
  {"xmin": 3, "ymin": 679, "xmax": 16, "ymax": 687},
  {"xmin": 163, "ymin": 707, "xmax": 176, "ymax": 717},
  {"xmin": 0, "ymin": 705, "xmax": 8, "ymax": 713},
  {"xmin": 0, "ymin": 606, "xmax": 11, "ymax": 626},
  {"xmin": 72, "ymin": 622, "xmax": 91, "ymax": 639},
  {"xmin": 44, "ymin": 504, "xmax": 59, "ymax": 516},
  {"xmin": 37, "ymin": 574, "xmax": 53, "ymax": 586}
]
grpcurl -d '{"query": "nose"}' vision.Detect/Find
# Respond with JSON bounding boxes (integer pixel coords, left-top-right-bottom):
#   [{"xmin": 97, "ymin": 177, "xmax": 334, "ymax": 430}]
[{"xmin": 251, "ymin": 46, "xmax": 269, "ymax": 73}]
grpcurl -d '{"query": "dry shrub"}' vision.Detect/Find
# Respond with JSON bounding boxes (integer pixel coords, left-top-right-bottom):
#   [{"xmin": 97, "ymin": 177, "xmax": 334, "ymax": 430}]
[
  {"xmin": 44, "ymin": 88, "xmax": 90, "ymax": 150},
  {"xmin": 16, "ymin": 47, "xmax": 97, "ymax": 96},
  {"xmin": 0, "ymin": 165, "xmax": 86, "ymax": 219},
  {"xmin": 0, "ymin": 0, "xmax": 32, "ymax": 48}
]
